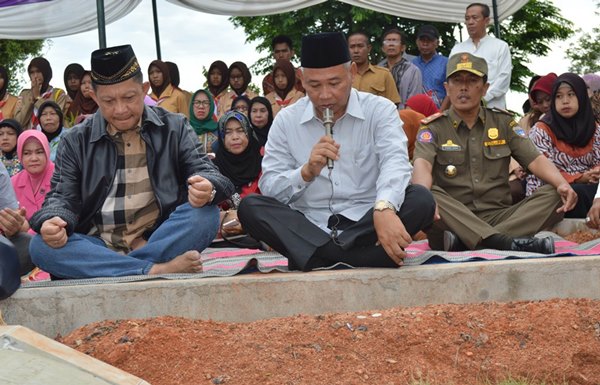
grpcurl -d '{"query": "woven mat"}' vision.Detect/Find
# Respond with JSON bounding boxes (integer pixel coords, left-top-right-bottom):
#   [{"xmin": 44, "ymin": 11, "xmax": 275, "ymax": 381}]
[{"xmin": 20, "ymin": 232, "xmax": 600, "ymax": 288}]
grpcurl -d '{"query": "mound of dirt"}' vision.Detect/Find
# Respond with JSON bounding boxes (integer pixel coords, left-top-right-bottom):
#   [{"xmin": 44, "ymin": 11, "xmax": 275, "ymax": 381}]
[{"xmin": 61, "ymin": 298, "xmax": 600, "ymax": 385}]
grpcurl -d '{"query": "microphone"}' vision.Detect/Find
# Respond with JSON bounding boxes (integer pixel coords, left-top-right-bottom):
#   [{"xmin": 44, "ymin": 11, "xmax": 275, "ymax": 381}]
[{"xmin": 323, "ymin": 107, "xmax": 334, "ymax": 169}]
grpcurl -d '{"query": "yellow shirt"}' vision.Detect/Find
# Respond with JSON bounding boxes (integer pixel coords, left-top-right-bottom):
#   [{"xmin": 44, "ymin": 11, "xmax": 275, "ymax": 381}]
[{"xmin": 352, "ymin": 64, "xmax": 401, "ymax": 105}]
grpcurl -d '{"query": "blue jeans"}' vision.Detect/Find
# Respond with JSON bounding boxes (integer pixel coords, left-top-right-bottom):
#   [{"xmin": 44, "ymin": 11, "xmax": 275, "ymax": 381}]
[{"xmin": 30, "ymin": 203, "xmax": 219, "ymax": 278}]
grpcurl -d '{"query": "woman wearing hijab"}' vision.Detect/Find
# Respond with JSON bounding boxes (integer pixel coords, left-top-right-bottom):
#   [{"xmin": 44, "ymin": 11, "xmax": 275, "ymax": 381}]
[
  {"xmin": 231, "ymin": 94, "xmax": 251, "ymax": 116},
  {"xmin": 0, "ymin": 66, "xmax": 18, "ymax": 120},
  {"xmin": 214, "ymin": 111, "xmax": 262, "ymax": 202},
  {"xmin": 583, "ymin": 73, "xmax": 600, "ymax": 124},
  {"xmin": 405, "ymin": 93, "xmax": 440, "ymax": 117},
  {"xmin": 63, "ymin": 63, "xmax": 85, "ymax": 101},
  {"xmin": 148, "ymin": 60, "xmax": 189, "ymax": 118},
  {"xmin": 0, "ymin": 119, "xmax": 23, "ymax": 176},
  {"xmin": 65, "ymin": 71, "xmax": 98, "ymax": 127},
  {"xmin": 265, "ymin": 59, "xmax": 304, "ymax": 117},
  {"xmin": 207, "ymin": 60, "xmax": 229, "ymax": 103},
  {"xmin": 189, "ymin": 89, "xmax": 219, "ymax": 155},
  {"xmin": 217, "ymin": 61, "xmax": 257, "ymax": 118},
  {"xmin": 213, "ymin": 111, "xmax": 263, "ymax": 240},
  {"xmin": 36, "ymin": 101, "xmax": 65, "ymax": 162},
  {"xmin": 248, "ymin": 96, "xmax": 273, "ymax": 148},
  {"xmin": 166, "ymin": 61, "xmax": 192, "ymax": 108},
  {"xmin": 11, "ymin": 129, "xmax": 55, "ymax": 234},
  {"xmin": 526, "ymin": 73, "xmax": 600, "ymax": 218},
  {"xmin": 14, "ymin": 57, "xmax": 67, "ymax": 130}
]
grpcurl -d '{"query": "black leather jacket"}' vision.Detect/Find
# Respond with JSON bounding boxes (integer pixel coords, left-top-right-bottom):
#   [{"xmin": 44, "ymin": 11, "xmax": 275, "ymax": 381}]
[{"xmin": 30, "ymin": 106, "xmax": 234, "ymax": 236}]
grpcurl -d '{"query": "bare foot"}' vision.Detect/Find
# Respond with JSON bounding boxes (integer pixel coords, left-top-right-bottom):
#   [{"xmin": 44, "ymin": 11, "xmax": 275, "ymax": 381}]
[{"xmin": 148, "ymin": 251, "xmax": 203, "ymax": 274}]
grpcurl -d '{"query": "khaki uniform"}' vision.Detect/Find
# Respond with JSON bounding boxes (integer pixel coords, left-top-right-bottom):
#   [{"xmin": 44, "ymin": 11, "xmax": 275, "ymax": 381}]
[
  {"xmin": 14, "ymin": 88, "xmax": 68, "ymax": 130},
  {"xmin": 0, "ymin": 94, "xmax": 18, "ymax": 120},
  {"xmin": 414, "ymin": 107, "xmax": 563, "ymax": 249},
  {"xmin": 352, "ymin": 64, "xmax": 401, "ymax": 105},
  {"xmin": 216, "ymin": 89, "xmax": 258, "ymax": 119},
  {"xmin": 149, "ymin": 84, "xmax": 190, "ymax": 119},
  {"xmin": 265, "ymin": 88, "xmax": 305, "ymax": 117}
]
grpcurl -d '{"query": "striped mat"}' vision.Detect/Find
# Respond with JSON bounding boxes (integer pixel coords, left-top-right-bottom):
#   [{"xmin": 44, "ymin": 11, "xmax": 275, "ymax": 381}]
[{"xmin": 20, "ymin": 232, "xmax": 600, "ymax": 288}]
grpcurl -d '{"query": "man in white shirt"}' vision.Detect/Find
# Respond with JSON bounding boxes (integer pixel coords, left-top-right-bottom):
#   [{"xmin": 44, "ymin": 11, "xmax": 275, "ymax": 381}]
[
  {"xmin": 450, "ymin": 2, "xmax": 512, "ymax": 109},
  {"xmin": 238, "ymin": 32, "xmax": 435, "ymax": 271}
]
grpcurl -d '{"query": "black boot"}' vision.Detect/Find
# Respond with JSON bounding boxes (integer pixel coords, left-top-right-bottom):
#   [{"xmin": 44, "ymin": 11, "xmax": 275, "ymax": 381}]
[
  {"xmin": 443, "ymin": 231, "xmax": 467, "ymax": 252},
  {"xmin": 511, "ymin": 236, "xmax": 555, "ymax": 254}
]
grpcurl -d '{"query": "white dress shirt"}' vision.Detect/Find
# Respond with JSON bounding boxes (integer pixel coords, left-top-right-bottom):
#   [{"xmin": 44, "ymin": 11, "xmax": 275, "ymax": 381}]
[{"xmin": 259, "ymin": 89, "xmax": 412, "ymax": 233}]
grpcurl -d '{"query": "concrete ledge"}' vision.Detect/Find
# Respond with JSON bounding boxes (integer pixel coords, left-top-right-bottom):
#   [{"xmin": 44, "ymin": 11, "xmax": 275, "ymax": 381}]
[{"xmin": 2, "ymin": 255, "xmax": 600, "ymax": 338}]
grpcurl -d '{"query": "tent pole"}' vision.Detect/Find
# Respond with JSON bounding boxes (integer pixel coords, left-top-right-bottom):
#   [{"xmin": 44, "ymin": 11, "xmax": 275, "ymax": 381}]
[
  {"xmin": 492, "ymin": 0, "xmax": 500, "ymax": 38},
  {"xmin": 96, "ymin": 0, "xmax": 107, "ymax": 48},
  {"xmin": 152, "ymin": 0, "xmax": 162, "ymax": 60}
]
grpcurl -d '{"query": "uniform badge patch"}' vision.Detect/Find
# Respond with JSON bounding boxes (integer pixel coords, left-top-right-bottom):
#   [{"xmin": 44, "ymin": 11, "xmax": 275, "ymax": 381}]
[
  {"xmin": 488, "ymin": 128, "xmax": 499, "ymax": 140},
  {"xmin": 441, "ymin": 140, "xmax": 462, "ymax": 151},
  {"xmin": 417, "ymin": 129, "xmax": 434, "ymax": 143},
  {"xmin": 513, "ymin": 126, "xmax": 526, "ymax": 137}
]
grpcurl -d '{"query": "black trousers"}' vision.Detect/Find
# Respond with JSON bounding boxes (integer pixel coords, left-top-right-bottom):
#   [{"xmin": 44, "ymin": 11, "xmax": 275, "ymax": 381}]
[
  {"xmin": 565, "ymin": 183, "xmax": 597, "ymax": 219},
  {"xmin": 238, "ymin": 184, "xmax": 435, "ymax": 271}
]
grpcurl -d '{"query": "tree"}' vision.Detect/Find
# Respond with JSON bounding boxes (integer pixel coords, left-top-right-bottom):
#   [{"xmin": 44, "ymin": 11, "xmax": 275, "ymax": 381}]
[
  {"xmin": 565, "ymin": 1, "xmax": 600, "ymax": 73},
  {"xmin": 230, "ymin": 0, "xmax": 573, "ymax": 93},
  {"xmin": 0, "ymin": 39, "xmax": 45, "ymax": 94}
]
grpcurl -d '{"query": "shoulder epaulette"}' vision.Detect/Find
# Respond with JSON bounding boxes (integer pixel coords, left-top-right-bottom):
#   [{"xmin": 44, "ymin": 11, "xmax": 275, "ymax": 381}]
[
  {"xmin": 489, "ymin": 107, "xmax": 516, "ymax": 116},
  {"xmin": 420, "ymin": 112, "xmax": 445, "ymax": 125}
]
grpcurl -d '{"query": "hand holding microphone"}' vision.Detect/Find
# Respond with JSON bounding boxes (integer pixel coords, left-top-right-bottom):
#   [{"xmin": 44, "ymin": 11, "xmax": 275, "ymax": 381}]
[
  {"xmin": 300, "ymin": 108, "xmax": 340, "ymax": 182},
  {"xmin": 323, "ymin": 107, "xmax": 334, "ymax": 169}
]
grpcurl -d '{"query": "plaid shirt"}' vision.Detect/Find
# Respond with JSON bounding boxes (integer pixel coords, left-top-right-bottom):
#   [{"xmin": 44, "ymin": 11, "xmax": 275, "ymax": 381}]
[{"xmin": 88, "ymin": 125, "xmax": 159, "ymax": 253}]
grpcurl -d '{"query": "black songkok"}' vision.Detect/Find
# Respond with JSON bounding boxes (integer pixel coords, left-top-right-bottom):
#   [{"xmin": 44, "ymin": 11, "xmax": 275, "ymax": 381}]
[
  {"xmin": 301, "ymin": 32, "xmax": 351, "ymax": 69},
  {"xmin": 91, "ymin": 44, "xmax": 141, "ymax": 85}
]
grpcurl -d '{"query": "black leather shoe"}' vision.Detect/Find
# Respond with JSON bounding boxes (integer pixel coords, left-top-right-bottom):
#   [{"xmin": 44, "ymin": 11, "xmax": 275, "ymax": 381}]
[
  {"xmin": 511, "ymin": 236, "xmax": 555, "ymax": 254},
  {"xmin": 443, "ymin": 231, "xmax": 467, "ymax": 252}
]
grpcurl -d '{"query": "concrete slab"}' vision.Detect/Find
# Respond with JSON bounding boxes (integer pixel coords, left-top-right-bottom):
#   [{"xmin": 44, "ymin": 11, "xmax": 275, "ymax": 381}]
[
  {"xmin": 2, "ymin": 255, "xmax": 600, "ymax": 338},
  {"xmin": 0, "ymin": 325, "xmax": 150, "ymax": 384}
]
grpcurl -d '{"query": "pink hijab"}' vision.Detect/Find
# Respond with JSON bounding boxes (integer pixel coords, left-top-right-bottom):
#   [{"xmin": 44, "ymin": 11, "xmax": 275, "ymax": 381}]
[{"xmin": 16, "ymin": 130, "xmax": 55, "ymax": 200}]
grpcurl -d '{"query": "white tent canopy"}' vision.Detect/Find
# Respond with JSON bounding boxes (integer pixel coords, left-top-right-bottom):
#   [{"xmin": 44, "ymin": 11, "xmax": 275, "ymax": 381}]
[
  {"xmin": 168, "ymin": 0, "xmax": 528, "ymax": 22},
  {"xmin": 0, "ymin": 0, "xmax": 142, "ymax": 39},
  {"xmin": 0, "ymin": 0, "xmax": 528, "ymax": 40}
]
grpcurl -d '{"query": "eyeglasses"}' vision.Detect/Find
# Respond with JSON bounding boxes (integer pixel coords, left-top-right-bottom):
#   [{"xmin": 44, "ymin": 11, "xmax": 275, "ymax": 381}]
[
  {"xmin": 234, "ymin": 105, "xmax": 248, "ymax": 112},
  {"xmin": 383, "ymin": 39, "xmax": 401, "ymax": 46},
  {"xmin": 193, "ymin": 100, "xmax": 211, "ymax": 107}
]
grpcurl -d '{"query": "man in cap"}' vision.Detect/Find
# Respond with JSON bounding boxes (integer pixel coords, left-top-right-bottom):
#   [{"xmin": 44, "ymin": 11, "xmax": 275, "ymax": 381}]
[
  {"xmin": 29, "ymin": 45, "xmax": 234, "ymax": 279},
  {"xmin": 412, "ymin": 52, "xmax": 577, "ymax": 254},
  {"xmin": 238, "ymin": 32, "xmax": 435, "ymax": 271},
  {"xmin": 449, "ymin": 2, "xmax": 511, "ymax": 109},
  {"xmin": 412, "ymin": 25, "xmax": 448, "ymax": 109},
  {"xmin": 347, "ymin": 31, "xmax": 400, "ymax": 105}
]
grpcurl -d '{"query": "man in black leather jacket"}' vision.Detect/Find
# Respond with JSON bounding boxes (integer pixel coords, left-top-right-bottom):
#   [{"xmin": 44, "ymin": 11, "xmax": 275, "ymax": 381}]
[{"xmin": 29, "ymin": 45, "xmax": 234, "ymax": 279}]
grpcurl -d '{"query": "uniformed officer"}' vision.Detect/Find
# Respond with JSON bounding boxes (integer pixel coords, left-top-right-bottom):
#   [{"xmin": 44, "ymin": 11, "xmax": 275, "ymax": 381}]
[{"xmin": 412, "ymin": 52, "xmax": 577, "ymax": 253}]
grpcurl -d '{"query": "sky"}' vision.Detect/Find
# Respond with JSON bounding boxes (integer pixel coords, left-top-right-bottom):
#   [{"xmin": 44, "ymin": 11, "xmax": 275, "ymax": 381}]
[{"xmin": 33, "ymin": 0, "xmax": 599, "ymax": 114}]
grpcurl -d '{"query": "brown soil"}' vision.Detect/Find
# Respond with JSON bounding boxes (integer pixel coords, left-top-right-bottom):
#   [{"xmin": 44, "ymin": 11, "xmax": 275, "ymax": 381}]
[{"xmin": 60, "ymin": 298, "xmax": 600, "ymax": 385}]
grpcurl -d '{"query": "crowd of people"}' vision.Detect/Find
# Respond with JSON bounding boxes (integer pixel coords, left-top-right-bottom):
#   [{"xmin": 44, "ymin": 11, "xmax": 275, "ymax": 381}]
[{"xmin": 1, "ymin": 2, "xmax": 600, "ymax": 293}]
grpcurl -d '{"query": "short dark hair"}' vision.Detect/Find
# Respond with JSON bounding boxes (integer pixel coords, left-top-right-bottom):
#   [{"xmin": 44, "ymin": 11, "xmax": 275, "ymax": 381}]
[
  {"xmin": 467, "ymin": 3, "xmax": 490, "ymax": 18},
  {"xmin": 382, "ymin": 29, "xmax": 406, "ymax": 45},
  {"xmin": 271, "ymin": 35, "xmax": 293, "ymax": 50},
  {"xmin": 347, "ymin": 31, "xmax": 371, "ymax": 44}
]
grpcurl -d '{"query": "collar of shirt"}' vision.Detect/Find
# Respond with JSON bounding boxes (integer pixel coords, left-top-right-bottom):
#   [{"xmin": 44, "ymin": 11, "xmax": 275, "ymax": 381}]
[
  {"xmin": 91, "ymin": 105, "xmax": 164, "ymax": 142},
  {"xmin": 299, "ymin": 88, "xmax": 366, "ymax": 126},
  {"xmin": 448, "ymin": 106, "xmax": 487, "ymax": 128}
]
